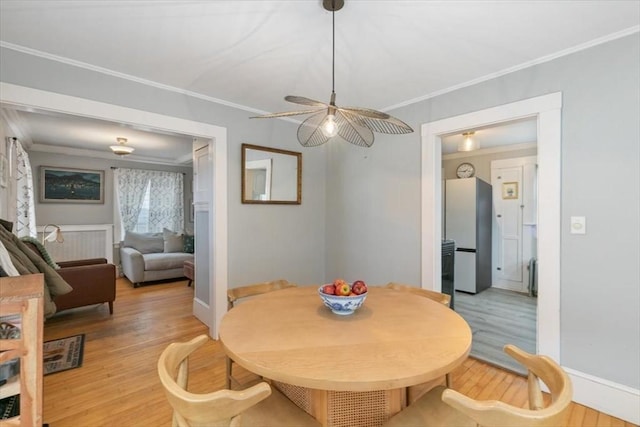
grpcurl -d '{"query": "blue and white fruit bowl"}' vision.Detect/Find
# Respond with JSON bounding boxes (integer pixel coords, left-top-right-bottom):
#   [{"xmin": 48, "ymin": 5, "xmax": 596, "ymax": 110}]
[{"xmin": 318, "ymin": 286, "xmax": 367, "ymax": 316}]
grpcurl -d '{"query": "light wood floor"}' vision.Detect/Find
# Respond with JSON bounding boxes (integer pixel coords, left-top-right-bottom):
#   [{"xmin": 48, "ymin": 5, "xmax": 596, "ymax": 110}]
[
  {"xmin": 454, "ymin": 287, "xmax": 537, "ymax": 375},
  {"xmin": 41, "ymin": 278, "xmax": 636, "ymax": 427}
]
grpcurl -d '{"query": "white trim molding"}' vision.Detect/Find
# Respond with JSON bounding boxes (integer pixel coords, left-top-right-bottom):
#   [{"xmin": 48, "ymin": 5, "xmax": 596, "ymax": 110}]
[
  {"xmin": 565, "ymin": 367, "xmax": 640, "ymax": 425},
  {"xmin": 2, "ymin": 82, "xmax": 228, "ymax": 339},
  {"xmin": 421, "ymin": 91, "xmax": 562, "ymax": 360}
]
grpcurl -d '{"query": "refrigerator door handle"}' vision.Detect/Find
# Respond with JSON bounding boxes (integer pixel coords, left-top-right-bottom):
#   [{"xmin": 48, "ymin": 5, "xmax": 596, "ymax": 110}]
[{"xmin": 456, "ymin": 248, "xmax": 477, "ymax": 253}]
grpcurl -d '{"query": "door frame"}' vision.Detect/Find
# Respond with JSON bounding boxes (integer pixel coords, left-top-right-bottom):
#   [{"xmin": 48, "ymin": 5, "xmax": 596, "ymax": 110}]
[
  {"xmin": 0, "ymin": 82, "xmax": 229, "ymax": 338},
  {"xmin": 420, "ymin": 92, "xmax": 562, "ymax": 361}
]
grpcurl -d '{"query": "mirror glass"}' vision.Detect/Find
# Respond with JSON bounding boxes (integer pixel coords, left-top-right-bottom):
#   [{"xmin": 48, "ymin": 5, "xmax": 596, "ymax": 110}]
[{"xmin": 242, "ymin": 143, "xmax": 301, "ymax": 204}]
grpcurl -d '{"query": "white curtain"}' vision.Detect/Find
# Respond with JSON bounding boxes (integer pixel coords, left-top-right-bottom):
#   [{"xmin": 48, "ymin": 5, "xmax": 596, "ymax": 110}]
[
  {"xmin": 115, "ymin": 168, "xmax": 184, "ymax": 235},
  {"xmin": 14, "ymin": 140, "xmax": 36, "ymax": 238},
  {"xmin": 148, "ymin": 171, "xmax": 184, "ymax": 232},
  {"xmin": 115, "ymin": 168, "xmax": 150, "ymax": 233}
]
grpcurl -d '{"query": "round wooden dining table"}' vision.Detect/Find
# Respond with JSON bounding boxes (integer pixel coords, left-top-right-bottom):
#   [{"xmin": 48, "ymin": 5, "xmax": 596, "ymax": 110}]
[{"xmin": 219, "ymin": 286, "xmax": 472, "ymax": 427}]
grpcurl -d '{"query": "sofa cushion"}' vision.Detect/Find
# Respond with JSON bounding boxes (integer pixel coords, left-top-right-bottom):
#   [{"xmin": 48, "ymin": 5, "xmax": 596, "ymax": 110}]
[
  {"xmin": 163, "ymin": 228, "xmax": 184, "ymax": 253},
  {"xmin": 143, "ymin": 252, "xmax": 193, "ymax": 271},
  {"xmin": 123, "ymin": 231, "xmax": 163, "ymax": 254}
]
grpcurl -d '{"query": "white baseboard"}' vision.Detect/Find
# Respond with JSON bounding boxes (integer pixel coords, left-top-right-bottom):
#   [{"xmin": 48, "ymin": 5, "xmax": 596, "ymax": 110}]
[
  {"xmin": 565, "ymin": 367, "xmax": 640, "ymax": 424},
  {"xmin": 192, "ymin": 297, "xmax": 211, "ymax": 329}
]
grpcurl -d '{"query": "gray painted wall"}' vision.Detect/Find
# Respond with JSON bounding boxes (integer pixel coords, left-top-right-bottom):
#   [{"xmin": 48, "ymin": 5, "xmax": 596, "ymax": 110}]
[
  {"xmin": 1, "ymin": 34, "xmax": 638, "ymax": 389},
  {"xmin": 0, "ymin": 46, "xmax": 327, "ymax": 288},
  {"xmin": 28, "ymin": 151, "xmax": 193, "ymax": 230},
  {"xmin": 327, "ymin": 34, "xmax": 640, "ymax": 388}
]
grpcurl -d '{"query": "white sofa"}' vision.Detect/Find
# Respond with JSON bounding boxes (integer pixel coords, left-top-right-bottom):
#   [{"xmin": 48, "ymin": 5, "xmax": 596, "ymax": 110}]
[{"xmin": 120, "ymin": 230, "xmax": 193, "ymax": 287}]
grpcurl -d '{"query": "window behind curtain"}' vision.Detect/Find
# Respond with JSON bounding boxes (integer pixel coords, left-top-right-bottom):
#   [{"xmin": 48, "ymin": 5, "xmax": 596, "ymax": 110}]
[{"xmin": 115, "ymin": 168, "xmax": 184, "ymax": 235}]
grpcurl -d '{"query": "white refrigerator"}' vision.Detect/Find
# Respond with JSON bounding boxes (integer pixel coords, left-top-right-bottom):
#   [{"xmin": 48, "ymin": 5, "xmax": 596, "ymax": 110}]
[{"xmin": 445, "ymin": 177, "xmax": 492, "ymax": 294}]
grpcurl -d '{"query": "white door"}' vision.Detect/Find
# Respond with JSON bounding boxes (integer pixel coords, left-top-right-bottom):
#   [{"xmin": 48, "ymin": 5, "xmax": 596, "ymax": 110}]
[
  {"xmin": 192, "ymin": 143, "xmax": 214, "ymax": 328},
  {"xmin": 491, "ymin": 166, "xmax": 524, "ymax": 291},
  {"xmin": 491, "ymin": 155, "xmax": 538, "ymax": 293}
]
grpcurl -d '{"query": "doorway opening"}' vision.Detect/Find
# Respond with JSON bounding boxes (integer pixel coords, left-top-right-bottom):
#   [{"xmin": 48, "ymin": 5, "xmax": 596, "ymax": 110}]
[
  {"xmin": 420, "ymin": 92, "xmax": 562, "ymax": 364},
  {"xmin": 441, "ymin": 119, "xmax": 538, "ymax": 373},
  {"xmin": 1, "ymin": 82, "xmax": 229, "ymax": 337}
]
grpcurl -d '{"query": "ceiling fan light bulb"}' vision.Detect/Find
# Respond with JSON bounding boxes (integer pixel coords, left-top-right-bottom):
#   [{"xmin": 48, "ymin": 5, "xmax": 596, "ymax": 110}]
[{"xmin": 321, "ymin": 115, "xmax": 338, "ymax": 137}]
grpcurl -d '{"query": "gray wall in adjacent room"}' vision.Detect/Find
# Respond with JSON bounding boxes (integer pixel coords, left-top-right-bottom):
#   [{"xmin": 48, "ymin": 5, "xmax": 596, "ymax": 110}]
[
  {"xmin": 325, "ymin": 34, "xmax": 639, "ymax": 389},
  {"xmin": 0, "ymin": 46, "xmax": 327, "ymax": 287},
  {"xmin": 28, "ymin": 151, "xmax": 193, "ymax": 230}
]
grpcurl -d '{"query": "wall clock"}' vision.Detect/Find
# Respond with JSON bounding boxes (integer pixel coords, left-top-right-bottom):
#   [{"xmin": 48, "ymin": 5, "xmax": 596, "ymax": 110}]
[{"xmin": 456, "ymin": 162, "xmax": 475, "ymax": 178}]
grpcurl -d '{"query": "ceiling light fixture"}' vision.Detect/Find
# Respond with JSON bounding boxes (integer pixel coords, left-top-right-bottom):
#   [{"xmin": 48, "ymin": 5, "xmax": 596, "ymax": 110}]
[
  {"xmin": 110, "ymin": 137, "xmax": 134, "ymax": 156},
  {"xmin": 251, "ymin": 0, "xmax": 413, "ymax": 148},
  {"xmin": 458, "ymin": 132, "xmax": 479, "ymax": 152}
]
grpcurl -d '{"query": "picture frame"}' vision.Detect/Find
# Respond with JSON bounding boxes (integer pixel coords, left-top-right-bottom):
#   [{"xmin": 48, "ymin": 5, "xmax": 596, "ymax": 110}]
[
  {"xmin": 502, "ymin": 182, "xmax": 519, "ymax": 200},
  {"xmin": 40, "ymin": 166, "xmax": 105, "ymax": 203},
  {"xmin": 0, "ymin": 154, "xmax": 7, "ymax": 188}
]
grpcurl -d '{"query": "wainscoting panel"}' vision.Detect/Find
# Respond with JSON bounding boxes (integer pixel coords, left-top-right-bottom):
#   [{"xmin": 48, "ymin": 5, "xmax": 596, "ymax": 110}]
[{"xmin": 36, "ymin": 224, "xmax": 113, "ymax": 264}]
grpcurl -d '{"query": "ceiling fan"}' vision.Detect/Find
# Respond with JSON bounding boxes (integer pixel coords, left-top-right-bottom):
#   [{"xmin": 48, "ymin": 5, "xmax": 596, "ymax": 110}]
[{"xmin": 251, "ymin": 0, "xmax": 413, "ymax": 148}]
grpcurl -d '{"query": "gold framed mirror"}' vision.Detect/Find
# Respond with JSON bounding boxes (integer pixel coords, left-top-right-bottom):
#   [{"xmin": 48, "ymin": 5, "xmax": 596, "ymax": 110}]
[{"xmin": 241, "ymin": 143, "xmax": 302, "ymax": 204}]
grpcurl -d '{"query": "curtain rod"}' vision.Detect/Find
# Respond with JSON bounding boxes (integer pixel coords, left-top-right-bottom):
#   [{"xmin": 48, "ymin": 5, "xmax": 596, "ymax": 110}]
[{"xmin": 110, "ymin": 166, "xmax": 186, "ymax": 175}]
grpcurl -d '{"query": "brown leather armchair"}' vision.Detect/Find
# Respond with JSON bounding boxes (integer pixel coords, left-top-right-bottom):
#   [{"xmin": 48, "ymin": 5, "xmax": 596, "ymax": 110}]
[
  {"xmin": 23, "ymin": 242, "xmax": 116, "ymax": 315},
  {"xmin": 54, "ymin": 258, "xmax": 116, "ymax": 314}
]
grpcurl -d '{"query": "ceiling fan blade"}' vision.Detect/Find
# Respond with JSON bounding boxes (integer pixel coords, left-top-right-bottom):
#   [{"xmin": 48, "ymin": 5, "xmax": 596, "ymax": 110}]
[
  {"xmin": 341, "ymin": 110, "xmax": 414, "ymax": 135},
  {"xmin": 338, "ymin": 106, "xmax": 390, "ymax": 120},
  {"xmin": 335, "ymin": 111, "xmax": 375, "ymax": 147},
  {"xmin": 251, "ymin": 108, "xmax": 324, "ymax": 119},
  {"xmin": 285, "ymin": 96, "xmax": 328, "ymax": 108},
  {"xmin": 297, "ymin": 111, "xmax": 331, "ymax": 147}
]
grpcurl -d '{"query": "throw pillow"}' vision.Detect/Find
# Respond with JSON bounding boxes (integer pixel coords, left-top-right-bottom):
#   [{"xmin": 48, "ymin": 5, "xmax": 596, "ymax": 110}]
[
  {"xmin": 163, "ymin": 228, "xmax": 184, "ymax": 253},
  {"xmin": 123, "ymin": 231, "xmax": 164, "ymax": 254},
  {"xmin": 183, "ymin": 234, "xmax": 194, "ymax": 254}
]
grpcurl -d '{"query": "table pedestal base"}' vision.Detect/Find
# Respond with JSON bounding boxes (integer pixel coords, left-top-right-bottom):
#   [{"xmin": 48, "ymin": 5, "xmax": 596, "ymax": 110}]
[{"xmin": 272, "ymin": 381, "xmax": 406, "ymax": 427}]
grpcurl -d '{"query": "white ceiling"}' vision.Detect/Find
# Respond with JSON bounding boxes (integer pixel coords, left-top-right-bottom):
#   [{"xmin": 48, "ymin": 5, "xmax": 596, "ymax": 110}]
[{"xmin": 1, "ymin": 1, "xmax": 638, "ymax": 162}]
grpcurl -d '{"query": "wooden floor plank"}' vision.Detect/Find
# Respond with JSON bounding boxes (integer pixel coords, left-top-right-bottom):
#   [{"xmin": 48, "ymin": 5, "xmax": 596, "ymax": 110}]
[{"xmin": 39, "ymin": 278, "xmax": 636, "ymax": 427}]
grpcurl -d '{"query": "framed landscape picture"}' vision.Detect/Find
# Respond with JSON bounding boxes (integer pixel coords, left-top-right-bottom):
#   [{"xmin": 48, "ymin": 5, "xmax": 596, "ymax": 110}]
[{"xmin": 40, "ymin": 166, "xmax": 104, "ymax": 203}]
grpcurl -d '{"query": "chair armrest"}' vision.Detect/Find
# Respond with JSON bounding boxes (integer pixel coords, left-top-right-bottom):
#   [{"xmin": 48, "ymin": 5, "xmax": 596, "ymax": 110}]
[{"xmin": 58, "ymin": 258, "xmax": 107, "ymax": 268}]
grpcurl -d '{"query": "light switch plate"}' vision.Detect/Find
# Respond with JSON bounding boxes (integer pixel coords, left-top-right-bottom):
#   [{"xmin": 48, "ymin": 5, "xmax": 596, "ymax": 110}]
[{"xmin": 570, "ymin": 216, "xmax": 586, "ymax": 234}]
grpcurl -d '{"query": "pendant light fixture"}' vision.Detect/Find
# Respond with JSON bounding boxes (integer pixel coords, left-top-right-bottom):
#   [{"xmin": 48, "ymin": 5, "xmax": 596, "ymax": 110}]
[
  {"xmin": 110, "ymin": 137, "xmax": 134, "ymax": 156},
  {"xmin": 251, "ymin": 0, "xmax": 413, "ymax": 147}
]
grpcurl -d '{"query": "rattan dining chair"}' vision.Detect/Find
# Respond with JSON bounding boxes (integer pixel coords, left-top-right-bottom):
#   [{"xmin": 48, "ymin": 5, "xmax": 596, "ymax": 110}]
[
  {"xmin": 383, "ymin": 344, "xmax": 573, "ymax": 427},
  {"xmin": 226, "ymin": 279, "xmax": 297, "ymax": 389},
  {"xmin": 158, "ymin": 334, "xmax": 320, "ymax": 427},
  {"xmin": 386, "ymin": 282, "xmax": 453, "ymax": 388}
]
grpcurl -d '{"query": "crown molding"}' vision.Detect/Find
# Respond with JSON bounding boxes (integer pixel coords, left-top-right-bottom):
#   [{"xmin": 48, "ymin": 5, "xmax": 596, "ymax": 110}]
[
  {"xmin": 0, "ymin": 107, "xmax": 33, "ymax": 148},
  {"xmin": 384, "ymin": 26, "xmax": 639, "ymax": 112},
  {"xmin": 29, "ymin": 143, "xmax": 191, "ymax": 167}
]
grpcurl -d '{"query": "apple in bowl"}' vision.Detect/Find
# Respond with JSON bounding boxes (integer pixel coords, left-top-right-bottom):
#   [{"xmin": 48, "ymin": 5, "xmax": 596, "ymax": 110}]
[{"xmin": 318, "ymin": 279, "xmax": 368, "ymax": 315}]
